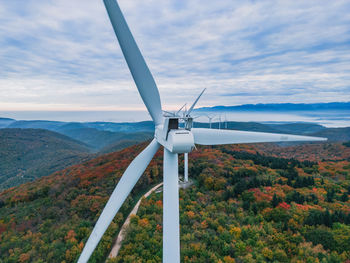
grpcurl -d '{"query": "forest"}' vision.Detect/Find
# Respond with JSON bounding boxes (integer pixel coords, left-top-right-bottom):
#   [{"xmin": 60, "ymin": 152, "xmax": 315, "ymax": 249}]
[
  {"xmin": 0, "ymin": 141, "xmax": 349, "ymax": 262},
  {"xmin": 0, "ymin": 129, "xmax": 92, "ymax": 190}
]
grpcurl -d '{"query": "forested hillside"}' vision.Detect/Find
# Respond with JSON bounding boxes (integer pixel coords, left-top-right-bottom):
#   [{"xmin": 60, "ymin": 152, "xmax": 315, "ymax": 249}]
[
  {"xmin": 0, "ymin": 129, "xmax": 92, "ymax": 190},
  {"xmin": 0, "ymin": 142, "xmax": 162, "ymax": 263},
  {"xmin": 57, "ymin": 127, "xmax": 153, "ymax": 152},
  {"xmin": 99, "ymin": 138, "xmax": 150, "ymax": 154},
  {"xmin": 0, "ymin": 118, "xmax": 15, "ymax": 128},
  {"xmin": 111, "ymin": 143, "xmax": 350, "ymax": 263},
  {"xmin": 253, "ymin": 142, "xmax": 350, "ymax": 161},
  {"xmin": 0, "ymin": 142, "xmax": 349, "ymax": 262},
  {"xmin": 2, "ymin": 119, "xmax": 154, "ymax": 152},
  {"xmin": 5, "ymin": 120, "xmax": 155, "ymax": 134},
  {"xmin": 0, "ymin": 127, "xmax": 153, "ymax": 190},
  {"xmin": 311, "ymin": 127, "xmax": 350, "ymax": 142}
]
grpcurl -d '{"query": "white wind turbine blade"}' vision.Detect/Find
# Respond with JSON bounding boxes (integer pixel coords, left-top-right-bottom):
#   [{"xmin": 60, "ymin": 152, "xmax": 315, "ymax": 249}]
[
  {"xmin": 192, "ymin": 128, "xmax": 327, "ymax": 145},
  {"xmin": 163, "ymin": 149, "xmax": 180, "ymax": 263},
  {"xmin": 103, "ymin": 0, "xmax": 163, "ymax": 126},
  {"xmin": 163, "ymin": 110, "xmax": 176, "ymax": 117},
  {"xmin": 176, "ymin": 103, "xmax": 187, "ymax": 116},
  {"xmin": 77, "ymin": 139, "xmax": 159, "ymax": 263},
  {"xmin": 186, "ymin": 88, "xmax": 206, "ymax": 116}
]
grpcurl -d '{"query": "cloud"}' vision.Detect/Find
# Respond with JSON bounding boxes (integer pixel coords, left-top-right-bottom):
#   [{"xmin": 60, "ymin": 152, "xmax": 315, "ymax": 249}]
[{"xmin": 0, "ymin": 0, "xmax": 349, "ymax": 112}]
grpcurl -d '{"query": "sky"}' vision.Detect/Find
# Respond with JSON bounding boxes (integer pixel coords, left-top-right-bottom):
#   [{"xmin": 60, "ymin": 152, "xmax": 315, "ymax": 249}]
[{"xmin": 1, "ymin": 0, "xmax": 350, "ymax": 113}]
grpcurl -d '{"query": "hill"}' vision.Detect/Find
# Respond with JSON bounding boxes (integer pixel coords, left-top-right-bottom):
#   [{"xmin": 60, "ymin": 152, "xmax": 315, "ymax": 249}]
[
  {"xmin": 2, "ymin": 118, "xmax": 350, "ymax": 145},
  {"xmin": 84, "ymin": 121, "xmax": 154, "ymax": 133},
  {"xmin": 311, "ymin": 127, "xmax": 350, "ymax": 142},
  {"xmin": 268, "ymin": 123, "xmax": 326, "ymax": 134},
  {"xmin": 4, "ymin": 120, "xmax": 154, "ymax": 134},
  {"xmin": 0, "ymin": 142, "xmax": 162, "ymax": 263},
  {"xmin": 0, "ymin": 118, "xmax": 15, "ymax": 128},
  {"xmin": 110, "ymin": 143, "xmax": 350, "ymax": 263},
  {"xmin": 7, "ymin": 120, "xmax": 65, "ymax": 130},
  {"xmin": 56, "ymin": 126, "xmax": 153, "ymax": 152},
  {"xmin": 99, "ymin": 138, "xmax": 152, "ymax": 154},
  {"xmin": 0, "ymin": 142, "xmax": 349, "ymax": 262},
  {"xmin": 0, "ymin": 129, "xmax": 93, "ymax": 190},
  {"xmin": 0, "ymin": 125, "xmax": 152, "ymax": 190},
  {"xmin": 253, "ymin": 142, "xmax": 350, "ymax": 161},
  {"xmin": 2, "ymin": 119, "xmax": 154, "ymax": 152}
]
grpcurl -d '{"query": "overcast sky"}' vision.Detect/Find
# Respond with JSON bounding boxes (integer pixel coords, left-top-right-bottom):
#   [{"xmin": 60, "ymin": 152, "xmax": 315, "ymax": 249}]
[{"xmin": 1, "ymin": 0, "xmax": 350, "ymax": 112}]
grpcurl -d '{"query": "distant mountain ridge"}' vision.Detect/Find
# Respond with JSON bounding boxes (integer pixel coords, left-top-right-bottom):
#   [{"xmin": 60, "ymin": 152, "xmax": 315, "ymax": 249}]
[
  {"xmin": 6, "ymin": 120, "xmax": 155, "ymax": 133},
  {"xmin": 196, "ymin": 102, "xmax": 350, "ymax": 112}
]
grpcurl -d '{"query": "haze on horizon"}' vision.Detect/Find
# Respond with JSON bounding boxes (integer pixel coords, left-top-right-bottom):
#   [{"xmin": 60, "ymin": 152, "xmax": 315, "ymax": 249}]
[{"xmin": 0, "ymin": 0, "xmax": 350, "ymax": 112}]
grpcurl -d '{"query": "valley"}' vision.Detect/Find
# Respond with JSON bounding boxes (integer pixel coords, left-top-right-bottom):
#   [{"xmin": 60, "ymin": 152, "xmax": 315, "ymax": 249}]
[{"xmin": 1, "ymin": 119, "xmax": 349, "ymax": 190}]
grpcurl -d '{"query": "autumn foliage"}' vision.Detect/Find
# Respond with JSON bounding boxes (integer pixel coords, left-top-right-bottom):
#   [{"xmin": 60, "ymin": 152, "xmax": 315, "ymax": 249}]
[{"xmin": 0, "ymin": 141, "xmax": 350, "ymax": 262}]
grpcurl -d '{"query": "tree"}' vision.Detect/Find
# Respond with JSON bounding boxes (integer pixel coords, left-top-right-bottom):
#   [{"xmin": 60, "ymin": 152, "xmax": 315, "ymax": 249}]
[
  {"xmin": 327, "ymin": 189, "xmax": 335, "ymax": 202},
  {"xmin": 304, "ymin": 227, "xmax": 336, "ymax": 251},
  {"xmin": 271, "ymin": 193, "xmax": 282, "ymax": 208},
  {"xmin": 340, "ymin": 192, "xmax": 349, "ymax": 202},
  {"xmin": 324, "ymin": 209, "xmax": 332, "ymax": 227}
]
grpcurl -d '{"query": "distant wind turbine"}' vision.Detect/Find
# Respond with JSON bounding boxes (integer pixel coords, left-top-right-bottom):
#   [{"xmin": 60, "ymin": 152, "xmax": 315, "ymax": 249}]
[
  {"xmin": 77, "ymin": 1, "xmax": 327, "ymax": 262},
  {"xmin": 205, "ymin": 114, "xmax": 214, "ymax": 128}
]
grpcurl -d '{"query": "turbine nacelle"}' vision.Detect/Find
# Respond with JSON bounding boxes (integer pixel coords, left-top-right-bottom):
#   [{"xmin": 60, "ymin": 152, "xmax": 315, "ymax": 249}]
[{"xmin": 155, "ymin": 117, "xmax": 195, "ymax": 153}]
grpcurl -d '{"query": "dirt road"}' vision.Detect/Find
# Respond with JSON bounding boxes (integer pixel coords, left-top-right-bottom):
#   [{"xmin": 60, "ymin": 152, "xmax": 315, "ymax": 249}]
[{"xmin": 108, "ymin": 182, "xmax": 163, "ymax": 259}]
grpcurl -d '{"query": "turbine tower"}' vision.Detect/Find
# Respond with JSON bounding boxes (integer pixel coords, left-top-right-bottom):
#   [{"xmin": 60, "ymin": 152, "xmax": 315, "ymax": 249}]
[
  {"xmin": 77, "ymin": 1, "xmax": 327, "ymax": 262},
  {"xmin": 184, "ymin": 152, "xmax": 189, "ymax": 182}
]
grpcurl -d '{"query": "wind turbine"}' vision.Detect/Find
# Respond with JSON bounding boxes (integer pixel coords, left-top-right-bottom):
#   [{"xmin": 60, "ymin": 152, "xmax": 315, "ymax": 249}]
[
  {"xmin": 181, "ymin": 92, "xmax": 204, "ymax": 183},
  {"xmin": 77, "ymin": 1, "xmax": 327, "ymax": 262},
  {"xmin": 205, "ymin": 114, "xmax": 214, "ymax": 128},
  {"xmin": 218, "ymin": 115, "xmax": 222, "ymax": 129}
]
